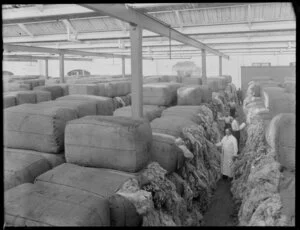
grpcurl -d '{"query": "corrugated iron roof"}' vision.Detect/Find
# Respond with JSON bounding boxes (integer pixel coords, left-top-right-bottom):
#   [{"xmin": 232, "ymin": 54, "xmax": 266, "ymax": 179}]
[{"xmin": 2, "ymin": 3, "xmax": 295, "ymax": 38}]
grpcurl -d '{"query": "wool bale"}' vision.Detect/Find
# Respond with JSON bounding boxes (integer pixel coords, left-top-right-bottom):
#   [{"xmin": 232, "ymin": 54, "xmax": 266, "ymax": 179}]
[
  {"xmin": 113, "ymin": 105, "xmax": 165, "ymax": 121},
  {"xmin": 284, "ymin": 77, "xmax": 295, "ymax": 82},
  {"xmin": 40, "ymin": 100, "xmax": 97, "ymax": 118},
  {"xmin": 65, "ymin": 116, "xmax": 152, "ymax": 172},
  {"xmin": 48, "ymin": 83, "xmax": 69, "ymax": 96},
  {"xmin": 56, "ymin": 95, "xmax": 114, "ymax": 115},
  {"xmin": 143, "ymin": 83, "xmax": 181, "ymax": 106},
  {"xmin": 4, "ymin": 148, "xmax": 65, "ymax": 191},
  {"xmin": 246, "ymin": 107, "xmax": 272, "ymax": 124},
  {"xmin": 177, "ymin": 86, "xmax": 202, "ymax": 105},
  {"xmin": 223, "ymin": 75, "xmax": 232, "ymax": 84},
  {"xmin": 35, "ymin": 90, "xmax": 52, "ymax": 103},
  {"xmin": 151, "ymin": 116, "xmax": 197, "ymax": 138},
  {"xmin": 68, "ymin": 84, "xmax": 98, "ymax": 95},
  {"xmin": 160, "ymin": 75, "xmax": 170, "ymax": 82},
  {"xmin": 22, "ymin": 79, "xmax": 45, "ymax": 89},
  {"xmin": 96, "ymin": 83, "xmax": 108, "ymax": 96},
  {"xmin": 161, "ymin": 105, "xmax": 204, "ymax": 125},
  {"xmin": 5, "ymin": 83, "xmax": 31, "ymax": 92},
  {"xmin": 207, "ymin": 78, "xmax": 219, "ymax": 92},
  {"xmin": 262, "ymin": 87, "xmax": 293, "ymax": 117},
  {"xmin": 5, "ymin": 183, "xmax": 110, "ymax": 226},
  {"xmin": 247, "ymin": 83, "xmax": 261, "ymax": 97},
  {"xmin": 181, "ymin": 77, "xmax": 202, "ymax": 85},
  {"xmin": 167, "ymin": 75, "xmax": 181, "ymax": 83},
  {"xmin": 259, "ymin": 81, "xmax": 281, "ymax": 88},
  {"xmin": 35, "ymin": 163, "xmax": 141, "ymax": 226},
  {"xmin": 179, "ymin": 85, "xmax": 212, "ymax": 104},
  {"xmin": 144, "ymin": 76, "xmax": 161, "ymax": 84},
  {"xmin": 252, "ymin": 76, "xmax": 273, "ymax": 81},
  {"xmin": 4, "ymin": 103, "xmax": 77, "ymax": 153},
  {"xmin": 279, "ymin": 171, "xmax": 295, "ymax": 221},
  {"xmin": 3, "ymin": 95, "xmax": 16, "ymax": 108},
  {"xmin": 151, "ymin": 133, "xmax": 185, "ymax": 173},
  {"xmin": 33, "ymin": 85, "xmax": 64, "ymax": 100},
  {"xmin": 283, "ymin": 80, "xmax": 295, "ymax": 94},
  {"xmin": 208, "ymin": 76, "xmax": 227, "ymax": 90},
  {"xmin": 285, "ymin": 93, "xmax": 295, "ymax": 113},
  {"xmin": 5, "ymin": 91, "xmax": 37, "ymax": 105},
  {"xmin": 265, "ymin": 113, "xmax": 295, "ymax": 171},
  {"xmin": 104, "ymin": 81, "xmax": 131, "ymax": 97}
]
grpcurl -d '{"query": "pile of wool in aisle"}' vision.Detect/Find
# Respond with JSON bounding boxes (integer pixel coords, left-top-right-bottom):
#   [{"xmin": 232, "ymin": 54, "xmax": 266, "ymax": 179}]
[
  {"xmin": 231, "ymin": 113, "xmax": 295, "ymax": 226},
  {"xmin": 112, "ymin": 103, "xmax": 223, "ymax": 226}
]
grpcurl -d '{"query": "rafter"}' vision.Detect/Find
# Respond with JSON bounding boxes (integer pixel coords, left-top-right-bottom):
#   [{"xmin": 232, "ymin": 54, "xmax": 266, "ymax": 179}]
[
  {"xmin": 3, "ymin": 44, "xmax": 153, "ymax": 60},
  {"xmin": 80, "ymin": 4, "xmax": 229, "ymax": 59},
  {"xmin": 174, "ymin": 10, "xmax": 183, "ymax": 29},
  {"xmin": 17, "ymin": 23, "xmax": 34, "ymax": 37}
]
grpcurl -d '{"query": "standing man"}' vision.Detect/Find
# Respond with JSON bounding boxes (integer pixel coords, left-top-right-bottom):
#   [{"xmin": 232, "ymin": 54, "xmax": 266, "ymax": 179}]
[
  {"xmin": 218, "ymin": 111, "xmax": 233, "ymax": 135},
  {"xmin": 216, "ymin": 128, "xmax": 238, "ymax": 180},
  {"xmin": 231, "ymin": 114, "xmax": 246, "ymax": 153},
  {"xmin": 229, "ymin": 100, "xmax": 236, "ymax": 117},
  {"xmin": 237, "ymin": 88, "xmax": 243, "ymax": 105}
]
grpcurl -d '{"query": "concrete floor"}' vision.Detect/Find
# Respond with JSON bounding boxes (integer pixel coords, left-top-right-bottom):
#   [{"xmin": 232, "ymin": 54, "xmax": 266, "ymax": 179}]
[
  {"xmin": 202, "ymin": 103, "xmax": 244, "ymax": 226},
  {"xmin": 202, "ymin": 178, "xmax": 236, "ymax": 226}
]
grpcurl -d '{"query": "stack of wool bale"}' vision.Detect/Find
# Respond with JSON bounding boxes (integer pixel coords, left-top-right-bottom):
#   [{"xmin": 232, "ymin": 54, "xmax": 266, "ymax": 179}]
[
  {"xmin": 231, "ymin": 89, "xmax": 295, "ymax": 226},
  {"xmin": 261, "ymin": 87, "xmax": 295, "ymax": 117},
  {"xmin": 113, "ymin": 105, "xmax": 165, "ymax": 122},
  {"xmin": 3, "ymin": 90, "xmax": 52, "ymax": 109},
  {"xmin": 34, "ymin": 84, "xmax": 69, "ymax": 100},
  {"xmin": 68, "ymin": 81, "xmax": 132, "ymax": 110},
  {"xmin": 177, "ymin": 85, "xmax": 212, "ymax": 105},
  {"xmin": 143, "ymin": 82, "xmax": 182, "ymax": 107},
  {"xmin": 4, "ymin": 115, "xmax": 154, "ymax": 226},
  {"xmin": 3, "ymin": 75, "xmax": 45, "ymax": 92},
  {"xmin": 3, "ymin": 103, "xmax": 79, "ymax": 191},
  {"xmin": 207, "ymin": 76, "xmax": 227, "ymax": 92},
  {"xmin": 149, "ymin": 105, "xmax": 222, "ymax": 220}
]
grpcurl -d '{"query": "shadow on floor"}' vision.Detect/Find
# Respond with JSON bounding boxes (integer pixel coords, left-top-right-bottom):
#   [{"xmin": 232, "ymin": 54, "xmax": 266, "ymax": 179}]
[{"xmin": 202, "ymin": 178, "xmax": 236, "ymax": 226}]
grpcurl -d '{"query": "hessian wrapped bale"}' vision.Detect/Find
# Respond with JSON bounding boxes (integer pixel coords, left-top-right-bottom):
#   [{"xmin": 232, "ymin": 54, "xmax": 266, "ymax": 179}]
[
  {"xmin": 5, "ymin": 182, "xmax": 110, "ymax": 226},
  {"xmin": 4, "ymin": 103, "xmax": 77, "ymax": 153},
  {"xmin": 4, "ymin": 148, "xmax": 65, "ymax": 190},
  {"xmin": 35, "ymin": 163, "xmax": 141, "ymax": 226},
  {"xmin": 113, "ymin": 105, "xmax": 165, "ymax": 122},
  {"xmin": 65, "ymin": 116, "xmax": 152, "ymax": 172}
]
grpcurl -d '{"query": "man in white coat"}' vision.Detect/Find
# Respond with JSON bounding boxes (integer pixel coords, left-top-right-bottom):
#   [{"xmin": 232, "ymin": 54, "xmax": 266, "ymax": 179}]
[{"xmin": 215, "ymin": 128, "xmax": 238, "ymax": 180}]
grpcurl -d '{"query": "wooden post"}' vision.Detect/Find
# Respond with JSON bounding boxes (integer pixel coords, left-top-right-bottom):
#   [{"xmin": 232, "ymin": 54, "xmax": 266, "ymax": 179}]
[
  {"xmin": 202, "ymin": 49, "xmax": 207, "ymax": 84},
  {"xmin": 130, "ymin": 24, "xmax": 143, "ymax": 118},
  {"xmin": 59, "ymin": 53, "xmax": 65, "ymax": 83},
  {"xmin": 122, "ymin": 56, "xmax": 125, "ymax": 78},
  {"xmin": 45, "ymin": 58, "xmax": 49, "ymax": 79},
  {"xmin": 219, "ymin": 56, "xmax": 222, "ymax": 76}
]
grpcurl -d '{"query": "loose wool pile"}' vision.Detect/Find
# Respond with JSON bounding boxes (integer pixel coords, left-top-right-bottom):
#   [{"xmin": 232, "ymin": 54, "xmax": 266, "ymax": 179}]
[
  {"xmin": 115, "ymin": 104, "xmax": 223, "ymax": 226},
  {"xmin": 231, "ymin": 112, "xmax": 295, "ymax": 225}
]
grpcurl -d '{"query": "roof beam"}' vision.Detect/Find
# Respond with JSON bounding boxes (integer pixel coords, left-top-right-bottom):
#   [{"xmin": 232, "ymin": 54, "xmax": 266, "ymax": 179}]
[
  {"xmin": 174, "ymin": 11, "xmax": 183, "ymax": 29},
  {"xmin": 4, "ymin": 20, "xmax": 295, "ymax": 44},
  {"xmin": 62, "ymin": 19, "xmax": 78, "ymax": 35},
  {"xmin": 3, "ymin": 44, "xmax": 153, "ymax": 60},
  {"xmin": 115, "ymin": 19, "xmax": 127, "ymax": 32},
  {"xmin": 3, "ymin": 54, "xmax": 93, "ymax": 61},
  {"xmin": 2, "ymin": 4, "xmax": 103, "ymax": 24},
  {"xmin": 31, "ymin": 35, "xmax": 294, "ymax": 50},
  {"xmin": 17, "ymin": 23, "xmax": 34, "ymax": 37},
  {"xmin": 80, "ymin": 4, "xmax": 229, "ymax": 59}
]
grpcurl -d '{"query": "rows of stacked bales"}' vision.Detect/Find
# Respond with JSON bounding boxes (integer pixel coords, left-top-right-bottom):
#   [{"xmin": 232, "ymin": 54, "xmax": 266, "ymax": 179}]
[
  {"xmin": 3, "ymin": 75, "xmax": 45, "ymax": 92},
  {"xmin": 112, "ymin": 76, "xmax": 231, "ymax": 225},
  {"xmin": 3, "ymin": 77, "xmax": 134, "ymax": 191},
  {"xmin": 4, "ymin": 74, "xmax": 232, "ymax": 226},
  {"xmin": 231, "ymin": 79, "xmax": 295, "ymax": 226}
]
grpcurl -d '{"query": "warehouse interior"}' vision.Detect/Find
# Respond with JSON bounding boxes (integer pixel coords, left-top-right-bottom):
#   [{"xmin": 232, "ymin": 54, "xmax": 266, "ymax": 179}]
[{"xmin": 3, "ymin": 3, "xmax": 295, "ymax": 227}]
